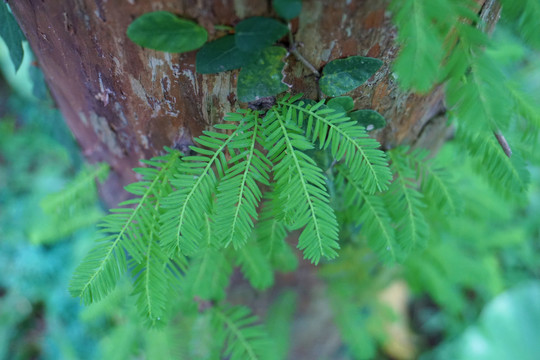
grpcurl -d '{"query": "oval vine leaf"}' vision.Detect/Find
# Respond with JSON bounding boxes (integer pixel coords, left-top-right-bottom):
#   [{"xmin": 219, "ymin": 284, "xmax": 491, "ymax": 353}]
[
  {"xmin": 235, "ymin": 17, "xmax": 289, "ymax": 52},
  {"xmin": 127, "ymin": 11, "xmax": 207, "ymax": 53},
  {"xmin": 196, "ymin": 35, "xmax": 256, "ymax": 74},
  {"xmin": 349, "ymin": 109, "xmax": 387, "ymax": 131},
  {"xmin": 319, "ymin": 56, "xmax": 383, "ymax": 97},
  {"xmin": 273, "ymin": 0, "xmax": 302, "ymax": 20},
  {"xmin": 0, "ymin": 3, "xmax": 25, "ymax": 71},
  {"xmin": 327, "ymin": 96, "xmax": 354, "ymax": 114},
  {"xmin": 237, "ymin": 47, "xmax": 288, "ymax": 103}
]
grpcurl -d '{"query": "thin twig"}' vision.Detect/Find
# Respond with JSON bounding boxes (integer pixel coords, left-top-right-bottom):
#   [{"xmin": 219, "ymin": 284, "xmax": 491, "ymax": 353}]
[
  {"xmin": 494, "ymin": 131, "xmax": 512, "ymax": 157},
  {"xmin": 288, "ymin": 29, "xmax": 320, "ymax": 78},
  {"xmin": 287, "ymin": 24, "xmax": 323, "ymax": 100},
  {"xmin": 326, "ymin": 159, "xmax": 338, "ymax": 175},
  {"xmin": 289, "ymin": 46, "xmax": 321, "ymax": 78}
]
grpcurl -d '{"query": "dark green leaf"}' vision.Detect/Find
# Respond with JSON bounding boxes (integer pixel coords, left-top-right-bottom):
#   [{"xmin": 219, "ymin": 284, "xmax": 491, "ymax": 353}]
[
  {"xmin": 127, "ymin": 11, "xmax": 207, "ymax": 53},
  {"xmin": 326, "ymin": 96, "xmax": 354, "ymax": 113},
  {"xmin": 273, "ymin": 0, "xmax": 303, "ymax": 20},
  {"xmin": 196, "ymin": 35, "xmax": 256, "ymax": 74},
  {"xmin": 237, "ymin": 47, "xmax": 288, "ymax": 102},
  {"xmin": 349, "ymin": 109, "xmax": 387, "ymax": 131},
  {"xmin": 0, "ymin": 3, "xmax": 25, "ymax": 71},
  {"xmin": 319, "ymin": 56, "xmax": 383, "ymax": 96},
  {"xmin": 235, "ymin": 17, "xmax": 288, "ymax": 52}
]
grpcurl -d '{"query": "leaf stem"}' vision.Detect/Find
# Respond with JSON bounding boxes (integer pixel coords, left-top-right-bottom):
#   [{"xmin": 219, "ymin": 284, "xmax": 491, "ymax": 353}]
[{"xmin": 213, "ymin": 24, "xmax": 234, "ymax": 32}]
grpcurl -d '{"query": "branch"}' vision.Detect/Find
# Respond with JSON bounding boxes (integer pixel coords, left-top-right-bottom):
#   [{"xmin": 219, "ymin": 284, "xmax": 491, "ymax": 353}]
[{"xmin": 493, "ymin": 131, "xmax": 512, "ymax": 158}]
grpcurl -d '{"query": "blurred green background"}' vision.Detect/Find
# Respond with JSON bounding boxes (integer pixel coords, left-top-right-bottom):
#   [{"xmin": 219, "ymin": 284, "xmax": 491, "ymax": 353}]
[{"xmin": 1, "ymin": 20, "xmax": 539, "ymax": 360}]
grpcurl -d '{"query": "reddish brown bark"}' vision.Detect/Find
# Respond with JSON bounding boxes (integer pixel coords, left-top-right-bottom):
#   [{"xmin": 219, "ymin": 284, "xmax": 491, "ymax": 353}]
[
  {"xmin": 9, "ymin": 0, "xmax": 448, "ymax": 205},
  {"xmin": 9, "ymin": 1, "xmax": 499, "ymax": 358}
]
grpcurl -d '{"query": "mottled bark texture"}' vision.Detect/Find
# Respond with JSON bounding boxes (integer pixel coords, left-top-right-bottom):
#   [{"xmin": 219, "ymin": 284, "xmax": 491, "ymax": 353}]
[
  {"xmin": 9, "ymin": 0, "xmax": 444, "ymax": 204},
  {"xmin": 10, "ymin": 0, "xmax": 499, "ymax": 358}
]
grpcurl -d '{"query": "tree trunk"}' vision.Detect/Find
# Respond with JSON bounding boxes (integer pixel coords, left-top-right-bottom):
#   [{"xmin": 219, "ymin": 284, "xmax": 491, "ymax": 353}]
[
  {"xmin": 9, "ymin": 0, "xmax": 449, "ymax": 204},
  {"xmin": 9, "ymin": 0, "xmax": 499, "ymax": 358}
]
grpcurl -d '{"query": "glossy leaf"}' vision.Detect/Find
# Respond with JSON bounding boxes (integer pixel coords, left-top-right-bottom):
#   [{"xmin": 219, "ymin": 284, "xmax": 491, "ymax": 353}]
[
  {"xmin": 0, "ymin": 3, "xmax": 25, "ymax": 71},
  {"xmin": 319, "ymin": 56, "xmax": 383, "ymax": 96},
  {"xmin": 349, "ymin": 109, "xmax": 387, "ymax": 131},
  {"xmin": 273, "ymin": 0, "xmax": 302, "ymax": 20},
  {"xmin": 326, "ymin": 96, "xmax": 354, "ymax": 114},
  {"xmin": 127, "ymin": 11, "xmax": 207, "ymax": 53},
  {"xmin": 196, "ymin": 35, "xmax": 256, "ymax": 74},
  {"xmin": 237, "ymin": 47, "xmax": 288, "ymax": 103},
  {"xmin": 235, "ymin": 17, "xmax": 288, "ymax": 52}
]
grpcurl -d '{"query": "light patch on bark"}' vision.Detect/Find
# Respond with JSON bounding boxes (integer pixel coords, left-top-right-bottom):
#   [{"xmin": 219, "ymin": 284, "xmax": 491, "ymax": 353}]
[
  {"xmin": 137, "ymin": 130, "xmax": 150, "ymax": 149},
  {"xmin": 201, "ymin": 72, "xmax": 235, "ymax": 126},
  {"xmin": 148, "ymin": 56, "xmax": 165, "ymax": 82},
  {"xmin": 129, "ymin": 76, "xmax": 147, "ymax": 103},
  {"xmin": 95, "ymin": 72, "xmax": 114, "ymax": 106},
  {"xmin": 234, "ymin": 0, "xmax": 248, "ymax": 18},
  {"xmin": 88, "ymin": 111, "xmax": 123, "ymax": 157},
  {"xmin": 181, "ymin": 68, "xmax": 198, "ymax": 91},
  {"xmin": 112, "ymin": 57, "xmax": 123, "ymax": 76},
  {"xmin": 163, "ymin": 52, "xmax": 174, "ymax": 72},
  {"xmin": 78, "ymin": 111, "xmax": 89, "ymax": 126},
  {"xmin": 321, "ymin": 40, "xmax": 336, "ymax": 62},
  {"xmin": 298, "ymin": 1, "xmax": 325, "ymax": 66},
  {"xmin": 114, "ymin": 102, "xmax": 128, "ymax": 127}
]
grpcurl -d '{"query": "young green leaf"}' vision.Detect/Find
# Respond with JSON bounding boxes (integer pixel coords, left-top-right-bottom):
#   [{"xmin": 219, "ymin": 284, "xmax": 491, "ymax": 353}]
[
  {"xmin": 390, "ymin": 0, "xmax": 453, "ymax": 92},
  {"xmin": 160, "ymin": 120, "xmax": 250, "ymax": 256},
  {"xmin": 256, "ymin": 192, "xmax": 297, "ymax": 272},
  {"xmin": 212, "ymin": 306, "xmax": 275, "ymax": 360},
  {"xmin": 499, "ymin": 0, "xmax": 540, "ymax": 49},
  {"xmin": 0, "ymin": 3, "xmax": 25, "ymax": 71},
  {"xmin": 407, "ymin": 148, "xmax": 460, "ymax": 214},
  {"xmin": 264, "ymin": 106, "xmax": 340, "ymax": 264},
  {"xmin": 130, "ymin": 235, "xmax": 181, "ymax": 327},
  {"xmin": 196, "ymin": 35, "xmax": 256, "ymax": 74},
  {"xmin": 183, "ymin": 214, "xmax": 232, "ymax": 301},
  {"xmin": 336, "ymin": 166, "xmax": 398, "ymax": 263},
  {"xmin": 273, "ymin": 0, "xmax": 303, "ymax": 20},
  {"xmin": 237, "ymin": 47, "xmax": 289, "ymax": 102},
  {"xmin": 319, "ymin": 56, "xmax": 383, "ymax": 96},
  {"xmin": 278, "ymin": 97, "xmax": 392, "ymax": 194},
  {"xmin": 185, "ymin": 247, "xmax": 232, "ymax": 301},
  {"xmin": 69, "ymin": 151, "xmax": 181, "ymax": 305},
  {"xmin": 235, "ymin": 17, "xmax": 288, "ymax": 52},
  {"xmin": 386, "ymin": 148, "xmax": 429, "ymax": 254},
  {"xmin": 348, "ymin": 109, "xmax": 387, "ymax": 131},
  {"xmin": 506, "ymin": 82, "xmax": 540, "ymax": 130},
  {"xmin": 40, "ymin": 163, "xmax": 109, "ymax": 216},
  {"xmin": 127, "ymin": 11, "xmax": 207, "ymax": 53},
  {"xmin": 459, "ymin": 130, "xmax": 530, "ymax": 199},
  {"xmin": 214, "ymin": 113, "xmax": 271, "ymax": 249},
  {"xmin": 236, "ymin": 241, "xmax": 275, "ymax": 290},
  {"xmin": 447, "ymin": 52, "xmax": 513, "ymax": 133}
]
